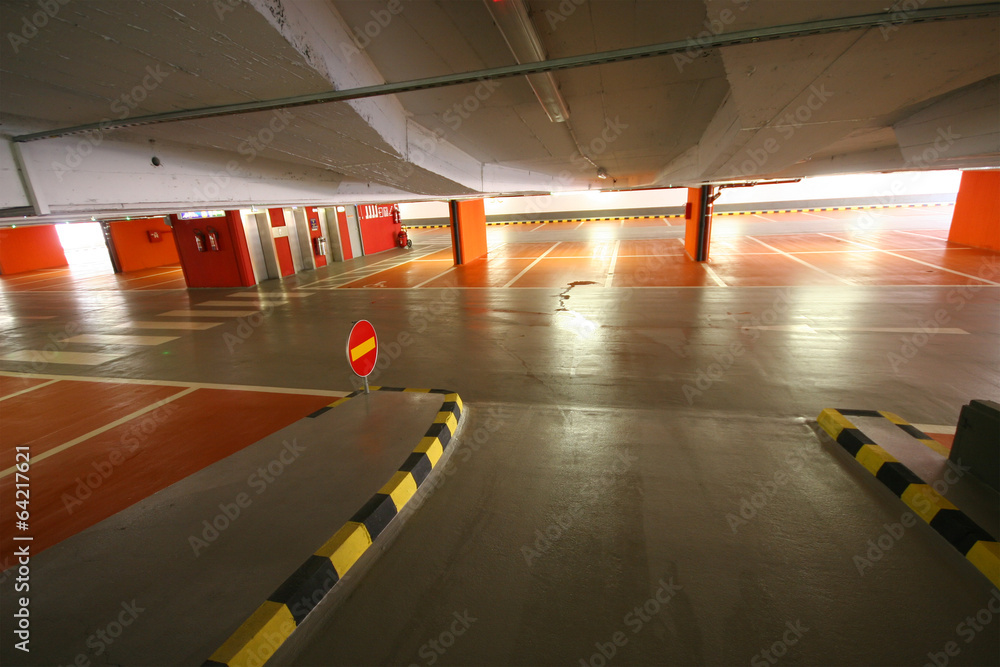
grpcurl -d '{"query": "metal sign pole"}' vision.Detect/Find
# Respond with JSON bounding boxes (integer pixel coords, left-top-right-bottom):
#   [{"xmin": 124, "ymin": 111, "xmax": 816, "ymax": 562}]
[{"xmin": 363, "ymin": 376, "xmax": 369, "ymax": 395}]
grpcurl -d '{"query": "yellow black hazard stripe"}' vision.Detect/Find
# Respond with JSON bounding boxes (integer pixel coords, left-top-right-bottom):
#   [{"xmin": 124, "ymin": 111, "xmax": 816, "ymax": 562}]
[
  {"xmin": 818, "ymin": 408, "xmax": 998, "ymax": 587},
  {"xmin": 204, "ymin": 387, "xmax": 463, "ymax": 667},
  {"xmin": 402, "ymin": 202, "xmax": 950, "ymax": 229},
  {"xmin": 716, "ymin": 202, "xmax": 950, "ymax": 216}
]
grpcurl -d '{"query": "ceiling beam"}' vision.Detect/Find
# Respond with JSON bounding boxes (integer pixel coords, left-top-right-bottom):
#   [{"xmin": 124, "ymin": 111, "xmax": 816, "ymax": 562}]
[{"xmin": 11, "ymin": 2, "xmax": 999, "ymax": 143}]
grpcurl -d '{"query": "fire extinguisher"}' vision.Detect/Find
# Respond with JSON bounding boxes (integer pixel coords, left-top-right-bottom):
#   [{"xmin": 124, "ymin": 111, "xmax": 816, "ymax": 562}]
[
  {"xmin": 206, "ymin": 227, "xmax": 220, "ymax": 251},
  {"xmin": 193, "ymin": 229, "xmax": 207, "ymax": 252}
]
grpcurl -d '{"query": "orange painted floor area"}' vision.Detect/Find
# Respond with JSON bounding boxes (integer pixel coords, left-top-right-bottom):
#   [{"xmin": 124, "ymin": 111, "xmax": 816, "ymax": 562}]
[
  {"xmin": 0, "ymin": 377, "xmax": 332, "ymax": 564},
  {"xmin": 0, "ymin": 264, "xmax": 186, "ymax": 292},
  {"xmin": 341, "ymin": 228, "xmax": 998, "ymax": 289}
]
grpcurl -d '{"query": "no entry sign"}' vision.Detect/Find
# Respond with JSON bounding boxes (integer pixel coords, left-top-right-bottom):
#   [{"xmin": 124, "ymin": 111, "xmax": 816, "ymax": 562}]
[{"xmin": 347, "ymin": 320, "xmax": 378, "ymax": 378}]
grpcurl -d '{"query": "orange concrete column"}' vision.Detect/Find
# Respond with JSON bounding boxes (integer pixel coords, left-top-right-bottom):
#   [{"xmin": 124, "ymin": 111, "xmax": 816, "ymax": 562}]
[
  {"xmin": 683, "ymin": 186, "xmax": 714, "ymax": 262},
  {"xmin": 449, "ymin": 198, "xmax": 488, "ymax": 265},
  {"xmin": 949, "ymin": 170, "xmax": 1000, "ymax": 251}
]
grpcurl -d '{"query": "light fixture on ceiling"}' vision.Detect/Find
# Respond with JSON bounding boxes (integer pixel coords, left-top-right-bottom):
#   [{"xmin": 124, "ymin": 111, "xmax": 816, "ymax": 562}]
[
  {"xmin": 597, "ymin": 167, "xmax": 608, "ymax": 180},
  {"xmin": 482, "ymin": 0, "xmax": 570, "ymax": 123}
]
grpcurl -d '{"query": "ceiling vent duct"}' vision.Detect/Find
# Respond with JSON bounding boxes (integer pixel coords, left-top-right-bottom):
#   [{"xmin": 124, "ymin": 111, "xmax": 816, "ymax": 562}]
[{"xmin": 483, "ymin": 0, "xmax": 570, "ymax": 123}]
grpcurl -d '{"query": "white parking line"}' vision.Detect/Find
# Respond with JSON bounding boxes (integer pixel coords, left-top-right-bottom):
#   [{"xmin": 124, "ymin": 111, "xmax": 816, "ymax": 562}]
[
  {"xmin": 0, "ymin": 350, "xmax": 126, "ymax": 366},
  {"xmin": 122, "ymin": 321, "xmax": 223, "ymax": 330},
  {"xmin": 504, "ymin": 243, "xmax": 561, "ymax": 288},
  {"xmin": 817, "ymin": 233, "xmax": 999, "ymax": 284},
  {"xmin": 0, "ymin": 378, "xmax": 59, "ymax": 402},
  {"xmin": 0, "ymin": 387, "xmax": 198, "ymax": 478},
  {"xmin": 747, "ymin": 237, "xmax": 854, "ymax": 285},
  {"xmin": 158, "ymin": 310, "xmax": 259, "ymax": 317},
  {"xmin": 701, "ymin": 263, "xmax": 728, "ymax": 287},
  {"xmin": 195, "ymin": 300, "xmax": 285, "ymax": 307},
  {"xmin": 604, "ymin": 240, "xmax": 621, "ymax": 288},
  {"xmin": 65, "ymin": 334, "xmax": 180, "ymax": 346}
]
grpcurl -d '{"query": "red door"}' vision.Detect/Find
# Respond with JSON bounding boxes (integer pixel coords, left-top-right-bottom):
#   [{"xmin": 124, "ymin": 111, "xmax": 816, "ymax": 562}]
[{"xmin": 267, "ymin": 208, "xmax": 295, "ymax": 277}]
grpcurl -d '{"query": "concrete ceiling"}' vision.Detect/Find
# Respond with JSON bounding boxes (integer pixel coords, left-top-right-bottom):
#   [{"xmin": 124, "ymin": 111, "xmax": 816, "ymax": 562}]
[{"xmin": 0, "ymin": 0, "xmax": 997, "ymax": 219}]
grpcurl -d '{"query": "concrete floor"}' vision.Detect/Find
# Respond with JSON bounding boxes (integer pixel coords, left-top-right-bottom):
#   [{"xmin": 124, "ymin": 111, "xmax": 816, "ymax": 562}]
[{"xmin": 0, "ymin": 209, "xmax": 998, "ymax": 665}]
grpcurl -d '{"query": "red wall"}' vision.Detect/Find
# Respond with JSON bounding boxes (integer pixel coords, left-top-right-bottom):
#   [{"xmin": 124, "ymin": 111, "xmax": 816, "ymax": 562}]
[
  {"xmin": 107, "ymin": 218, "xmax": 179, "ymax": 273},
  {"xmin": 0, "ymin": 225, "xmax": 68, "ymax": 275},
  {"xmin": 170, "ymin": 211, "xmax": 255, "ymax": 288},
  {"xmin": 949, "ymin": 170, "xmax": 1000, "ymax": 251},
  {"xmin": 305, "ymin": 206, "xmax": 327, "ymax": 267},
  {"xmin": 358, "ymin": 203, "xmax": 399, "ymax": 255},
  {"xmin": 452, "ymin": 199, "xmax": 487, "ymax": 265},
  {"xmin": 268, "ymin": 208, "xmax": 295, "ymax": 277}
]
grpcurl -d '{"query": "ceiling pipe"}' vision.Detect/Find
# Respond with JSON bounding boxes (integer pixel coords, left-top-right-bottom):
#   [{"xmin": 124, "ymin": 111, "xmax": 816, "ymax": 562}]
[
  {"xmin": 10, "ymin": 3, "xmax": 998, "ymax": 143},
  {"xmin": 482, "ymin": 0, "xmax": 570, "ymax": 123}
]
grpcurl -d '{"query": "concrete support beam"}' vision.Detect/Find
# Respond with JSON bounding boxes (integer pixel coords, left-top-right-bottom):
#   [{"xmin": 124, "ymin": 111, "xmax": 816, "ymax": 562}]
[
  {"xmin": 683, "ymin": 186, "xmax": 714, "ymax": 262},
  {"xmin": 449, "ymin": 199, "xmax": 487, "ymax": 266}
]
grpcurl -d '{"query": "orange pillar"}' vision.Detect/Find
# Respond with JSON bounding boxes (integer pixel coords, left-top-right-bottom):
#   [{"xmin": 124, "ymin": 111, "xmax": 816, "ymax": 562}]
[
  {"xmin": 683, "ymin": 186, "xmax": 714, "ymax": 262},
  {"xmin": 949, "ymin": 170, "xmax": 1000, "ymax": 251},
  {"xmin": 449, "ymin": 198, "xmax": 488, "ymax": 265}
]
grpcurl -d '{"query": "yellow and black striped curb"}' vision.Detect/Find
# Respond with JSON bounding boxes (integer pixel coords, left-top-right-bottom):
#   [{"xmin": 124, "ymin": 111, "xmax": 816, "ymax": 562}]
[
  {"xmin": 818, "ymin": 408, "xmax": 999, "ymax": 587},
  {"xmin": 404, "ymin": 215, "xmax": 679, "ymax": 229},
  {"xmin": 204, "ymin": 387, "xmax": 463, "ymax": 667},
  {"xmin": 402, "ymin": 202, "xmax": 951, "ymax": 228},
  {"xmin": 715, "ymin": 202, "xmax": 951, "ymax": 216}
]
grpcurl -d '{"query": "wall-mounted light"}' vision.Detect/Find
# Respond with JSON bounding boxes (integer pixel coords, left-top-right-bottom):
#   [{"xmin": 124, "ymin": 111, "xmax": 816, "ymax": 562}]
[{"xmin": 597, "ymin": 167, "xmax": 608, "ymax": 180}]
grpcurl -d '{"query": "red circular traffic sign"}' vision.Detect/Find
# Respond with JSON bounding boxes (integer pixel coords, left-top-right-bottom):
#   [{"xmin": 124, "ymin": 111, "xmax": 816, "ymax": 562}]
[{"xmin": 347, "ymin": 320, "xmax": 378, "ymax": 377}]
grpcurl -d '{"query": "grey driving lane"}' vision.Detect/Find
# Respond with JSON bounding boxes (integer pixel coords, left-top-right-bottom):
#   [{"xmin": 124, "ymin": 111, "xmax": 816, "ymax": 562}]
[{"xmin": 1, "ymin": 258, "xmax": 997, "ymax": 665}]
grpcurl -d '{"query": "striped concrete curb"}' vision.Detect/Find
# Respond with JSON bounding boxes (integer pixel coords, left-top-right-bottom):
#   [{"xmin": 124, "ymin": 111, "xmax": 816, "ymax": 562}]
[
  {"xmin": 403, "ymin": 215, "xmax": 677, "ymax": 229},
  {"xmin": 715, "ymin": 202, "xmax": 951, "ymax": 216},
  {"xmin": 203, "ymin": 387, "xmax": 463, "ymax": 667},
  {"xmin": 817, "ymin": 408, "xmax": 999, "ymax": 587},
  {"xmin": 402, "ymin": 202, "xmax": 950, "ymax": 228}
]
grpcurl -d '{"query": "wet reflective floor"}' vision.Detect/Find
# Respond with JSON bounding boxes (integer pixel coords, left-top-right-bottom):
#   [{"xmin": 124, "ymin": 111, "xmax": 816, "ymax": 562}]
[{"xmin": 0, "ymin": 205, "xmax": 998, "ymax": 665}]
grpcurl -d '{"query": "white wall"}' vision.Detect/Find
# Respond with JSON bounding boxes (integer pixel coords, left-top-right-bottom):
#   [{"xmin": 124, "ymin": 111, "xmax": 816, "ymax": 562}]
[
  {"xmin": 398, "ymin": 171, "xmax": 962, "ymax": 222},
  {"xmin": 714, "ymin": 171, "xmax": 961, "ymax": 205}
]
